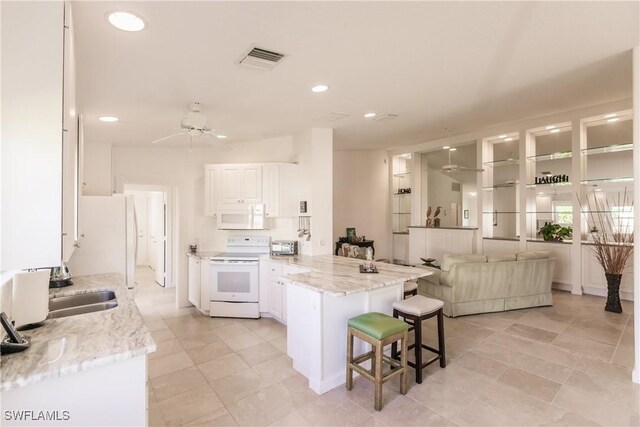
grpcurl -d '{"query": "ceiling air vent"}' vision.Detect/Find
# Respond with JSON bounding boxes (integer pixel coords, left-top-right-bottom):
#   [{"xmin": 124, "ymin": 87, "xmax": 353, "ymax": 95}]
[
  {"xmin": 318, "ymin": 112, "xmax": 350, "ymax": 122},
  {"xmin": 373, "ymin": 114, "xmax": 398, "ymax": 121},
  {"xmin": 239, "ymin": 46, "xmax": 286, "ymax": 70}
]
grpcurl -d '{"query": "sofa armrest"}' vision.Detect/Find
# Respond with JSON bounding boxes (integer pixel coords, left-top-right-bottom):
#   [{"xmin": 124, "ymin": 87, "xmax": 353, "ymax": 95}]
[{"xmin": 415, "ymin": 265, "xmax": 453, "ymax": 287}]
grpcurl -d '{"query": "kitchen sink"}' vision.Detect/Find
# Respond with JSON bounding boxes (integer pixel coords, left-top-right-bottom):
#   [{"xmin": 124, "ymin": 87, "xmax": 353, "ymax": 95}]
[{"xmin": 49, "ymin": 290, "xmax": 118, "ymax": 318}]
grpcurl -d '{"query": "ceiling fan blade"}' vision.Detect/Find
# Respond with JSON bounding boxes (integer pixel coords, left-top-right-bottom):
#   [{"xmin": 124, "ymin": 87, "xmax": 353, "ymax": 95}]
[{"xmin": 151, "ymin": 133, "xmax": 185, "ymax": 144}]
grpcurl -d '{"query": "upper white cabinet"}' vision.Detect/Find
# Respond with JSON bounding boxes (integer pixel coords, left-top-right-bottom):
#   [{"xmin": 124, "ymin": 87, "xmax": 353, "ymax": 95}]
[
  {"xmin": 205, "ymin": 163, "xmax": 299, "ymax": 217},
  {"xmin": 219, "ymin": 164, "xmax": 262, "ymax": 204},
  {"xmin": 61, "ymin": 2, "xmax": 79, "ymax": 262},
  {"xmin": 1, "ymin": 1, "xmax": 73, "ymax": 270}
]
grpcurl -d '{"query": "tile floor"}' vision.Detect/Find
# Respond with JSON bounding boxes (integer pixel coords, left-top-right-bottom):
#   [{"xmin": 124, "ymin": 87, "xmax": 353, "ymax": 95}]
[{"xmin": 133, "ymin": 267, "xmax": 639, "ymax": 426}]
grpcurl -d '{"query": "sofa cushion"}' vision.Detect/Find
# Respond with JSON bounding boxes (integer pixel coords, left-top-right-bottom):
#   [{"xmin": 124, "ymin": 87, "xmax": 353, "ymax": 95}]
[
  {"xmin": 516, "ymin": 250, "xmax": 550, "ymax": 261},
  {"xmin": 487, "ymin": 253, "xmax": 517, "ymax": 262},
  {"xmin": 441, "ymin": 254, "xmax": 487, "ymax": 272}
]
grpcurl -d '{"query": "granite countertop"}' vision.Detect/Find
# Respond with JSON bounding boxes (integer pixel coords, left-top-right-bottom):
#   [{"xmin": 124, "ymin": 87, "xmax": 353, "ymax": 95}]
[
  {"xmin": 270, "ymin": 254, "xmax": 431, "ymax": 296},
  {"xmin": 0, "ymin": 273, "xmax": 156, "ymax": 392},
  {"xmin": 186, "ymin": 251, "xmax": 221, "ymax": 259}
]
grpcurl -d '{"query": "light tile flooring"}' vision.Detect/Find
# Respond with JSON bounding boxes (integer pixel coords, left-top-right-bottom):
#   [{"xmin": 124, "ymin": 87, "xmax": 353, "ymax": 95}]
[{"xmin": 133, "ymin": 267, "xmax": 639, "ymax": 426}]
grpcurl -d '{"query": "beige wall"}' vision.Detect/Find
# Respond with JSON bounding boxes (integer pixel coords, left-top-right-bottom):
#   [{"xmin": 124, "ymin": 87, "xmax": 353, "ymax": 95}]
[{"xmin": 333, "ymin": 150, "xmax": 391, "ymax": 260}]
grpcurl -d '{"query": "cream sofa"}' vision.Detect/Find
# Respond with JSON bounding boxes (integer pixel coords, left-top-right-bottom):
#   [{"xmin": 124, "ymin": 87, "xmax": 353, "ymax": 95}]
[{"xmin": 417, "ymin": 251, "xmax": 554, "ymax": 317}]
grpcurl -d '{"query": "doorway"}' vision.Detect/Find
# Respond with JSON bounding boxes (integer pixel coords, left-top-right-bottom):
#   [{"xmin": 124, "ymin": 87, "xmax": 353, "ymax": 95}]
[{"xmin": 124, "ymin": 187, "xmax": 171, "ymax": 287}]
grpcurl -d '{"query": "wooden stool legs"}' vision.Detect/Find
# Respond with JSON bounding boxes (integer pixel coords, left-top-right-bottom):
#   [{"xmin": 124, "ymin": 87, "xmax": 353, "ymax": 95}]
[
  {"xmin": 391, "ymin": 307, "xmax": 446, "ymax": 384},
  {"xmin": 346, "ymin": 326, "xmax": 408, "ymax": 411}
]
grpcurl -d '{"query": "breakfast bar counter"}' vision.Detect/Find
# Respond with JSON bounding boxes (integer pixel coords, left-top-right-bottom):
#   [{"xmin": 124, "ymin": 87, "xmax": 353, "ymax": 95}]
[{"xmin": 271, "ymin": 255, "xmax": 430, "ymax": 394}]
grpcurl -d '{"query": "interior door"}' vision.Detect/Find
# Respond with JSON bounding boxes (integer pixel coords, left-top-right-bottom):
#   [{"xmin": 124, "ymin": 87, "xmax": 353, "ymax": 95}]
[
  {"xmin": 152, "ymin": 193, "xmax": 167, "ymax": 286},
  {"xmin": 131, "ymin": 192, "xmax": 148, "ymax": 266}
]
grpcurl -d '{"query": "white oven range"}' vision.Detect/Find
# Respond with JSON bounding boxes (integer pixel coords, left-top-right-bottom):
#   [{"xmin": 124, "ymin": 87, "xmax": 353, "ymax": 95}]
[{"xmin": 208, "ymin": 236, "xmax": 270, "ymax": 318}]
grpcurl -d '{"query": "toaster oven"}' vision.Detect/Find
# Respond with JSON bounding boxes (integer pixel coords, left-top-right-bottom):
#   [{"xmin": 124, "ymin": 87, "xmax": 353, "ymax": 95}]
[{"xmin": 271, "ymin": 240, "xmax": 298, "ymax": 256}]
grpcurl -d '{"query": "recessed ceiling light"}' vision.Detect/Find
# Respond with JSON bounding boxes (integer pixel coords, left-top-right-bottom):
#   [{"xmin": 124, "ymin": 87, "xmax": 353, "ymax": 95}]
[
  {"xmin": 107, "ymin": 11, "xmax": 146, "ymax": 32},
  {"xmin": 607, "ymin": 117, "xmax": 620, "ymax": 123},
  {"xmin": 98, "ymin": 116, "xmax": 119, "ymax": 122},
  {"xmin": 216, "ymin": 135, "xmax": 227, "ymax": 139},
  {"xmin": 364, "ymin": 112, "xmax": 376, "ymax": 118},
  {"xmin": 538, "ymin": 192, "xmax": 544, "ymax": 195},
  {"xmin": 545, "ymin": 125, "xmax": 556, "ymax": 130},
  {"xmin": 505, "ymin": 137, "xmax": 513, "ymax": 142},
  {"xmin": 311, "ymin": 84, "xmax": 329, "ymax": 93},
  {"xmin": 550, "ymin": 129, "xmax": 560, "ymax": 133},
  {"xmin": 604, "ymin": 113, "xmax": 617, "ymax": 119},
  {"xmin": 449, "ymin": 148, "xmax": 457, "ymax": 152},
  {"xmin": 499, "ymin": 135, "xmax": 507, "ymax": 139},
  {"xmin": 442, "ymin": 146, "xmax": 450, "ymax": 150},
  {"xmin": 469, "ymin": 192, "xmax": 477, "ymax": 197}
]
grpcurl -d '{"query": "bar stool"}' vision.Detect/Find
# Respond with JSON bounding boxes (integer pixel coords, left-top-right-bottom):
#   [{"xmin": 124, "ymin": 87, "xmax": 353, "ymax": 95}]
[
  {"xmin": 403, "ymin": 281, "xmax": 418, "ymax": 299},
  {"xmin": 391, "ymin": 295, "xmax": 446, "ymax": 384},
  {"xmin": 346, "ymin": 312, "xmax": 409, "ymax": 411}
]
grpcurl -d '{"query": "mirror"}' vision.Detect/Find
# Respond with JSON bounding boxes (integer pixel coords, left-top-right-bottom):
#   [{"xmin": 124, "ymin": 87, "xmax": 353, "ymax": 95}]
[{"xmin": 421, "ymin": 142, "xmax": 477, "ymax": 228}]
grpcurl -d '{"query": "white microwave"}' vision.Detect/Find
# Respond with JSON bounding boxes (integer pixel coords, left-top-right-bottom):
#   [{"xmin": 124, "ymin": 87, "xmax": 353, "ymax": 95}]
[{"xmin": 217, "ymin": 203, "xmax": 268, "ymax": 230}]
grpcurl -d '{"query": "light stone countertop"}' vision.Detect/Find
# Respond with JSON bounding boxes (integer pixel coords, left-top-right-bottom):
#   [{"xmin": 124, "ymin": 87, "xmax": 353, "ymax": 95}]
[
  {"xmin": 0, "ymin": 273, "xmax": 156, "ymax": 392},
  {"xmin": 270, "ymin": 254, "xmax": 431, "ymax": 296},
  {"xmin": 186, "ymin": 251, "xmax": 221, "ymax": 259}
]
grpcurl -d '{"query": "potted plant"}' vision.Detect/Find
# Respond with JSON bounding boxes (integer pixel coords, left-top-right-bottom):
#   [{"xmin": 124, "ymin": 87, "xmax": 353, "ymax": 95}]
[
  {"xmin": 579, "ymin": 189, "xmax": 634, "ymax": 313},
  {"xmin": 539, "ymin": 222, "xmax": 573, "ymax": 242}
]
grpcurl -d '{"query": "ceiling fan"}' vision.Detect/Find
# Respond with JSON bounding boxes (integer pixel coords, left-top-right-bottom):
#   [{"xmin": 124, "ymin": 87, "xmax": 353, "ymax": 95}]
[
  {"xmin": 151, "ymin": 102, "xmax": 230, "ymax": 150},
  {"xmin": 441, "ymin": 148, "xmax": 484, "ymax": 173}
]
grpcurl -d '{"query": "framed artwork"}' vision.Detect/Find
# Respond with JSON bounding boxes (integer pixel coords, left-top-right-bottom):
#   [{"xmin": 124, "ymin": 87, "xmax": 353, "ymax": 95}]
[{"xmin": 346, "ymin": 228, "xmax": 356, "ymax": 239}]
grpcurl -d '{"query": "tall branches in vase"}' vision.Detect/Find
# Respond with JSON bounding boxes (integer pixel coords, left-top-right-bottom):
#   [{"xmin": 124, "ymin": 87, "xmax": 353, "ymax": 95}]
[{"xmin": 579, "ymin": 188, "xmax": 634, "ymax": 313}]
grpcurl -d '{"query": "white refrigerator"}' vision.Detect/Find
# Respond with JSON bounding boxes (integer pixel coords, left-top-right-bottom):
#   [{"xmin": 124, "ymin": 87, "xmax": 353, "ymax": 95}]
[{"xmin": 67, "ymin": 195, "xmax": 137, "ymax": 288}]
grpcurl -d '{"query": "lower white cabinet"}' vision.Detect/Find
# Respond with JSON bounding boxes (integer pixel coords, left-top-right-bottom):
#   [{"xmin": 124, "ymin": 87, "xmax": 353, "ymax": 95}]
[
  {"xmin": 188, "ymin": 256, "xmax": 201, "ymax": 308},
  {"xmin": 260, "ymin": 259, "xmax": 309, "ymax": 324}
]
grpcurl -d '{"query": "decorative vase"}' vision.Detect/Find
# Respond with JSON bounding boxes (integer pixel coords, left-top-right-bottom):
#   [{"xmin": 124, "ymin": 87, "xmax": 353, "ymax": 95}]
[{"xmin": 604, "ymin": 273, "xmax": 623, "ymax": 313}]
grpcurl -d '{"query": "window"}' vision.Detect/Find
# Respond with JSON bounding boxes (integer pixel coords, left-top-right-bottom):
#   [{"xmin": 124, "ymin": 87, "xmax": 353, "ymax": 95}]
[{"xmin": 553, "ymin": 203, "xmax": 573, "ymax": 226}]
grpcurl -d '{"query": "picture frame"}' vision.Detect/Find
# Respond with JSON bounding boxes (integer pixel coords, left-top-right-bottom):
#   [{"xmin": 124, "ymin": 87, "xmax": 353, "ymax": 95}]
[{"xmin": 346, "ymin": 228, "xmax": 356, "ymax": 239}]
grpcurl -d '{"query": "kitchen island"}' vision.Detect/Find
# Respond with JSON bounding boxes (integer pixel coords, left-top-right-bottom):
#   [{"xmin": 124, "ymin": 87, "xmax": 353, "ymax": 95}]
[
  {"xmin": 273, "ymin": 255, "xmax": 430, "ymax": 394},
  {"xmin": 0, "ymin": 274, "xmax": 155, "ymax": 426}
]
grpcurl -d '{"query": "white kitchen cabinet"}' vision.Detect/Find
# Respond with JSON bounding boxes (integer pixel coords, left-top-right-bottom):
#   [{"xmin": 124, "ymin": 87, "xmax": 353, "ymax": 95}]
[
  {"xmin": 188, "ymin": 256, "xmax": 201, "ymax": 308},
  {"xmin": 219, "ymin": 164, "xmax": 262, "ymax": 204},
  {"xmin": 268, "ymin": 262, "xmax": 284, "ymax": 320},
  {"xmin": 204, "ymin": 165, "xmax": 218, "ymax": 216},
  {"xmin": 261, "ymin": 259, "xmax": 309, "ymax": 324},
  {"xmin": 61, "ymin": 1, "xmax": 79, "ymax": 263},
  {"xmin": 263, "ymin": 165, "xmax": 281, "ymax": 217},
  {"xmin": 1, "ymin": 1, "xmax": 71, "ymax": 270}
]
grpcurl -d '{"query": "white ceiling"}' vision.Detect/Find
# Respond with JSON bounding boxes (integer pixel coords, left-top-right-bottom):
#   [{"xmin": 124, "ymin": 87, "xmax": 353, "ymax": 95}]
[{"xmin": 73, "ymin": 1, "xmax": 639, "ymax": 150}]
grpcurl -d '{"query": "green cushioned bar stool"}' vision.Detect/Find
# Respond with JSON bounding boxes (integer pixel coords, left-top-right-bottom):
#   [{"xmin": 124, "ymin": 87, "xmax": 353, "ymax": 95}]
[
  {"xmin": 346, "ymin": 312, "xmax": 409, "ymax": 411},
  {"xmin": 391, "ymin": 295, "xmax": 446, "ymax": 384}
]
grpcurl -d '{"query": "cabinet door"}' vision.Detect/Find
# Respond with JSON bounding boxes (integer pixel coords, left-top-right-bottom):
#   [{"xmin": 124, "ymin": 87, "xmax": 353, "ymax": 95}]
[
  {"xmin": 219, "ymin": 166, "xmax": 243, "ymax": 204},
  {"xmin": 263, "ymin": 165, "xmax": 280, "ymax": 217},
  {"xmin": 269, "ymin": 263, "xmax": 283, "ymax": 319},
  {"xmin": 188, "ymin": 257, "xmax": 201, "ymax": 308},
  {"xmin": 204, "ymin": 166, "xmax": 218, "ymax": 216},
  {"xmin": 1, "ymin": 1, "xmax": 64, "ymax": 270},
  {"xmin": 242, "ymin": 165, "xmax": 262, "ymax": 203}
]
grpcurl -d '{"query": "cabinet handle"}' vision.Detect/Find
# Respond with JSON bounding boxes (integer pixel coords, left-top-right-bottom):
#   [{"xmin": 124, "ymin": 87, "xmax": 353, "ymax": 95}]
[{"xmin": 63, "ymin": 128, "xmax": 69, "ymax": 132}]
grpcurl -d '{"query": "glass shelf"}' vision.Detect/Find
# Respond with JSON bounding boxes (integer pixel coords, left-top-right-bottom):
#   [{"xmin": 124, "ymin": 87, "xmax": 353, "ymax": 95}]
[
  {"xmin": 483, "ymin": 211, "xmax": 519, "ymax": 214},
  {"xmin": 392, "ymin": 212, "xmax": 412, "ymax": 215},
  {"xmin": 482, "ymin": 182, "xmax": 518, "ymax": 190},
  {"xmin": 393, "ymin": 172, "xmax": 411, "ymax": 177},
  {"xmin": 526, "ymin": 182, "xmax": 572, "ymax": 188},
  {"xmin": 483, "ymin": 158, "xmax": 519, "ymax": 168},
  {"xmin": 581, "ymin": 143, "xmax": 632, "ymax": 156},
  {"xmin": 526, "ymin": 151, "xmax": 572, "ymax": 162},
  {"xmin": 580, "ymin": 177, "xmax": 633, "ymax": 185},
  {"xmin": 393, "ymin": 193, "xmax": 411, "ymax": 196}
]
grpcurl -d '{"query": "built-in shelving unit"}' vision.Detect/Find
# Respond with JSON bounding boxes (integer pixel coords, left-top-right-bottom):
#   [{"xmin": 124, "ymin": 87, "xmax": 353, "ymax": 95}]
[
  {"xmin": 483, "ymin": 158, "xmax": 519, "ymax": 168},
  {"xmin": 391, "ymin": 154, "xmax": 412, "ymax": 234}
]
